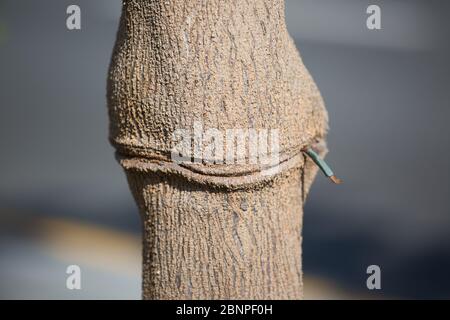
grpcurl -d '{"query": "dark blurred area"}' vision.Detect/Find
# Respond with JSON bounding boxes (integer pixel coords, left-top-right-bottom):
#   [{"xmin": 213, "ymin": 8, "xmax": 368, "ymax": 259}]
[{"xmin": 0, "ymin": 0, "xmax": 449, "ymax": 299}]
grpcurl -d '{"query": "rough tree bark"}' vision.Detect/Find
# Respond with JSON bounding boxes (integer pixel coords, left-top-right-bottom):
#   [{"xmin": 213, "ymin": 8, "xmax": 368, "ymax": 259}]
[{"xmin": 107, "ymin": 0, "xmax": 328, "ymax": 299}]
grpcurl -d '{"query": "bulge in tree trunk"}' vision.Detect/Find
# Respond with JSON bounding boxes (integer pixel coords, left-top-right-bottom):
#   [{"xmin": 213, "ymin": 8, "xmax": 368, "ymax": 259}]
[{"xmin": 107, "ymin": 0, "xmax": 328, "ymax": 299}]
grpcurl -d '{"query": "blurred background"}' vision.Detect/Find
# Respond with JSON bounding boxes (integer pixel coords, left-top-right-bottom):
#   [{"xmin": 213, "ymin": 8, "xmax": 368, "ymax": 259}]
[{"xmin": 0, "ymin": 0, "xmax": 449, "ymax": 299}]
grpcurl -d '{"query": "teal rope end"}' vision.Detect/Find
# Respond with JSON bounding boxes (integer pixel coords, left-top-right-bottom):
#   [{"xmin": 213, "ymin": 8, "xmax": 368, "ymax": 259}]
[{"xmin": 303, "ymin": 147, "xmax": 342, "ymax": 184}]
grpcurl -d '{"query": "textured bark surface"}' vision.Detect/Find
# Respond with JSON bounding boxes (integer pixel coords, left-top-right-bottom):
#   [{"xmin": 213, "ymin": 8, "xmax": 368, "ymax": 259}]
[{"xmin": 107, "ymin": 0, "xmax": 328, "ymax": 299}]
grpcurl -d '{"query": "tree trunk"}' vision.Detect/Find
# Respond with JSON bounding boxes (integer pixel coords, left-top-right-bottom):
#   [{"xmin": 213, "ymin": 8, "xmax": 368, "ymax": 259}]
[{"xmin": 107, "ymin": 0, "xmax": 328, "ymax": 299}]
